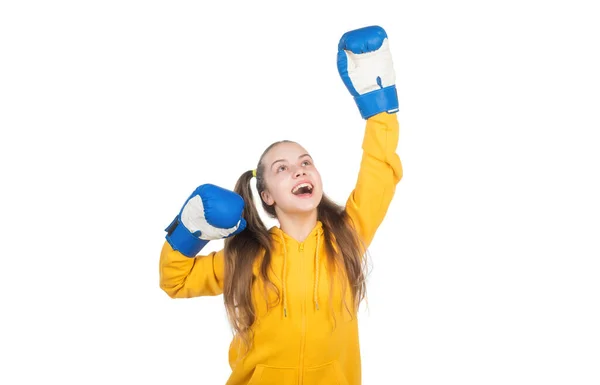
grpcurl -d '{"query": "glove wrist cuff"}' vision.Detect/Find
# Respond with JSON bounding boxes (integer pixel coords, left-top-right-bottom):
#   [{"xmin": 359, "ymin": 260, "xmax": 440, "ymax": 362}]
[
  {"xmin": 355, "ymin": 85, "xmax": 399, "ymax": 119},
  {"xmin": 165, "ymin": 216, "xmax": 209, "ymax": 258}
]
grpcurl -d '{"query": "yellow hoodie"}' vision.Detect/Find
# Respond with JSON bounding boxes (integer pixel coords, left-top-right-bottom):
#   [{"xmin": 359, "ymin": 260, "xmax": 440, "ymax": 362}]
[{"xmin": 159, "ymin": 112, "xmax": 402, "ymax": 385}]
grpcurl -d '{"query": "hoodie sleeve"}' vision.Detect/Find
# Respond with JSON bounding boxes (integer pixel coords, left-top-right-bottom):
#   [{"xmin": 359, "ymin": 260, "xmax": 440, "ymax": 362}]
[
  {"xmin": 345, "ymin": 112, "xmax": 403, "ymax": 249},
  {"xmin": 159, "ymin": 241, "xmax": 225, "ymax": 298}
]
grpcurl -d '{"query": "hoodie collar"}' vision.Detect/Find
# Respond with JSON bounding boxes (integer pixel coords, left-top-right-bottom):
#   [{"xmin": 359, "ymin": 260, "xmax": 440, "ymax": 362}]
[
  {"xmin": 269, "ymin": 220, "xmax": 323, "ymax": 243},
  {"xmin": 269, "ymin": 221, "xmax": 324, "ymax": 318}
]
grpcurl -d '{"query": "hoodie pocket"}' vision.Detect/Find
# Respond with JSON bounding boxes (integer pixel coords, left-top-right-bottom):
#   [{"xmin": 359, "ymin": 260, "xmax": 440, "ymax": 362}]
[
  {"xmin": 247, "ymin": 364, "xmax": 298, "ymax": 385},
  {"xmin": 303, "ymin": 361, "xmax": 350, "ymax": 385}
]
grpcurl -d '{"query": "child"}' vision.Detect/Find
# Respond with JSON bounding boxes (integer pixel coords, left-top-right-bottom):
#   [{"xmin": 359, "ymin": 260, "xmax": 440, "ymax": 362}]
[{"xmin": 160, "ymin": 25, "xmax": 403, "ymax": 385}]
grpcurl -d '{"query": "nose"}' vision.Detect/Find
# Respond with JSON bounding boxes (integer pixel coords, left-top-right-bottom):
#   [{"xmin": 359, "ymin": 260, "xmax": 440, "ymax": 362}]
[{"xmin": 293, "ymin": 166, "xmax": 306, "ymax": 178}]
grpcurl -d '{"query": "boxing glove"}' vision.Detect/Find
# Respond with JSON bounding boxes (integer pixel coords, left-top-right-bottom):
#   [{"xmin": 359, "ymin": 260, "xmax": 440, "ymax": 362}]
[
  {"xmin": 165, "ymin": 184, "xmax": 246, "ymax": 257},
  {"xmin": 337, "ymin": 25, "xmax": 399, "ymax": 119}
]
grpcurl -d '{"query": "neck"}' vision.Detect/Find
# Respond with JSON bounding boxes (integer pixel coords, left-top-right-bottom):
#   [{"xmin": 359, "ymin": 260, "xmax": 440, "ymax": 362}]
[{"xmin": 276, "ymin": 209, "xmax": 318, "ymax": 242}]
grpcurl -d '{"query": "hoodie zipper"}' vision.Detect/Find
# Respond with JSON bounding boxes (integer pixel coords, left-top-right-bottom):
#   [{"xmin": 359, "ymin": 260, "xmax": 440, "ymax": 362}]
[{"xmin": 298, "ymin": 241, "xmax": 306, "ymax": 384}]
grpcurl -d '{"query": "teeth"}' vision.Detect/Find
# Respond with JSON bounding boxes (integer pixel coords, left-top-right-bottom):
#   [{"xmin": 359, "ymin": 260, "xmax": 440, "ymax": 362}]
[{"xmin": 292, "ymin": 183, "xmax": 313, "ymax": 194}]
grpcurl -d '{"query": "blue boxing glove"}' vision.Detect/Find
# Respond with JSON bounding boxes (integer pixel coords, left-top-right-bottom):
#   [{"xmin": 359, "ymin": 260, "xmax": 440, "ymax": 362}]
[
  {"xmin": 337, "ymin": 25, "xmax": 399, "ymax": 119},
  {"xmin": 165, "ymin": 184, "xmax": 246, "ymax": 257}
]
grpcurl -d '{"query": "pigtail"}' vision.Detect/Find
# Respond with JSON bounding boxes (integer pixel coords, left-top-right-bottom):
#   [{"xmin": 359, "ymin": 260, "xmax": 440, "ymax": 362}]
[
  {"xmin": 318, "ymin": 195, "xmax": 369, "ymax": 324},
  {"xmin": 223, "ymin": 170, "xmax": 275, "ymax": 359}
]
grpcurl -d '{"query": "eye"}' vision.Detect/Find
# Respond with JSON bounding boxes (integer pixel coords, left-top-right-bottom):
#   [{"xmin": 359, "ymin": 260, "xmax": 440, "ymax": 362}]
[
  {"xmin": 301, "ymin": 160, "xmax": 311, "ymax": 166},
  {"xmin": 277, "ymin": 165, "xmax": 287, "ymax": 173}
]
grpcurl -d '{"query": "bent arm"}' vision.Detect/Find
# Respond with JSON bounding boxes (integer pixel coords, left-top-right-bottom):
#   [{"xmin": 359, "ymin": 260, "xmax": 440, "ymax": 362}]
[{"xmin": 159, "ymin": 241, "xmax": 225, "ymax": 298}]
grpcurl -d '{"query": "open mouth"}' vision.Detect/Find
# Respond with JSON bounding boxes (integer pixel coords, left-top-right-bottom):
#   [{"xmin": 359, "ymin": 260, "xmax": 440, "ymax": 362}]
[{"xmin": 291, "ymin": 182, "xmax": 313, "ymax": 197}]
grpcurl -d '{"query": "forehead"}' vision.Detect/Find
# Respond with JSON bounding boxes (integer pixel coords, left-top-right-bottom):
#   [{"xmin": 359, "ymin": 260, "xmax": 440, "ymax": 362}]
[{"xmin": 262, "ymin": 142, "xmax": 310, "ymax": 164}]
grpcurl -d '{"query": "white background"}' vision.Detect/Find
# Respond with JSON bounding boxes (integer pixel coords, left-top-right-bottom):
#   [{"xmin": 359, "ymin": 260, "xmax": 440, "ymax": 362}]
[{"xmin": 1, "ymin": 0, "xmax": 599, "ymax": 384}]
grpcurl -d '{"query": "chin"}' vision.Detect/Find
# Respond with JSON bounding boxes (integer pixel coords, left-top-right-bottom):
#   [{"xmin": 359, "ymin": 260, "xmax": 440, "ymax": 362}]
[{"xmin": 294, "ymin": 195, "xmax": 323, "ymax": 213}]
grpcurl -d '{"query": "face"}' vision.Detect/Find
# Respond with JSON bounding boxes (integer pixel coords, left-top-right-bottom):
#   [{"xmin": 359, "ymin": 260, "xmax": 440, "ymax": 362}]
[{"xmin": 260, "ymin": 142, "xmax": 323, "ymax": 216}]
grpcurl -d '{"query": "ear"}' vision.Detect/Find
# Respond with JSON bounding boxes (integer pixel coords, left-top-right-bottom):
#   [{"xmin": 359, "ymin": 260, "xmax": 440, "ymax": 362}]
[{"xmin": 261, "ymin": 190, "xmax": 275, "ymax": 206}]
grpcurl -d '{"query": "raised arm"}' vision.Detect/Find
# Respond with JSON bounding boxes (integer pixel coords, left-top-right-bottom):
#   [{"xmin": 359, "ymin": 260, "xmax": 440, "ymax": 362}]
[
  {"xmin": 337, "ymin": 25, "xmax": 402, "ymax": 248},
  {"xmin": 345, "ymin": 112, "xmax": 402, "ymax": 248}
]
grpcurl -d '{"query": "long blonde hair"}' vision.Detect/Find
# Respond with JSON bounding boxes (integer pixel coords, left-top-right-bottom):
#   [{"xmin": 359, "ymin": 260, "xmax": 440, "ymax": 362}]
[{"xmin": 223, "ymin": 141, "xmax": 368, "ymax": 354}]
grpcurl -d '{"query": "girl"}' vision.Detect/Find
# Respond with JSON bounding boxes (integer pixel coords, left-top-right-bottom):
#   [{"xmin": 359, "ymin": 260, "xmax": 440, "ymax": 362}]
[{"xmin": 160, "ymin": 25, "xmax": 402, "ymax": 385}]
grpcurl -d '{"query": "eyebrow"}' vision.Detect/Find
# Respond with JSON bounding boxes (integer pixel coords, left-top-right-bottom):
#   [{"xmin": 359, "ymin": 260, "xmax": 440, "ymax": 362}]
[{"xmin": 271, "ymin": 153, "xmax": 312, "ymax": 169}]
